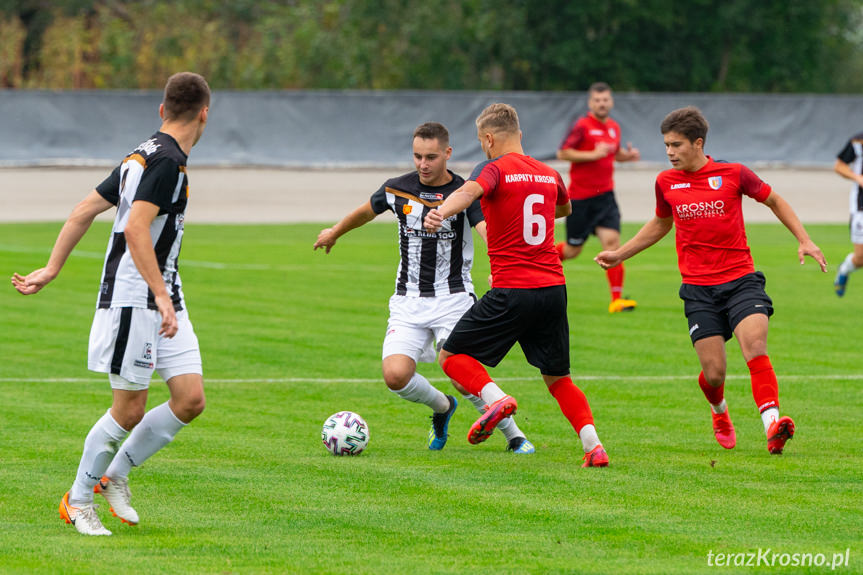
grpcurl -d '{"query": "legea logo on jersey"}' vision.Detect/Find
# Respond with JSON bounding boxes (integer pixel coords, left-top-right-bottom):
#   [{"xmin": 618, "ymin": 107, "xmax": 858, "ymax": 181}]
[
  {"xmin": 675, "ymin": 200, "xmax": 726, "ymax": 220},
  {"xmin": 708, "ymin": 176, "xmax": 723, "ymax": 190},
  {"xmin": 134, "ymin": 138, "xmax": 161, "ymax": 156}
]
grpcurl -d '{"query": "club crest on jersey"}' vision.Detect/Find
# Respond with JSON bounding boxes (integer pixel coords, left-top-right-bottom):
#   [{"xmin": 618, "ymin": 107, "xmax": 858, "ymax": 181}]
[
  {"xmin": 609, "ymin": 128, "xmax": 617, "ymax": 139},
  {"xmin": 708, "ymin": 176, "xmax": 723, "ymax": 190},
  {"xmin": 403, "ymin": 204, "xmax": 413, "ymax": 215}
]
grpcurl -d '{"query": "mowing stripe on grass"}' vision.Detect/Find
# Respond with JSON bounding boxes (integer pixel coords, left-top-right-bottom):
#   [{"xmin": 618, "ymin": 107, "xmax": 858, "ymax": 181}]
[{"xmin": 5, "ymin": 374, "xmax": 863, "ymax": 384}]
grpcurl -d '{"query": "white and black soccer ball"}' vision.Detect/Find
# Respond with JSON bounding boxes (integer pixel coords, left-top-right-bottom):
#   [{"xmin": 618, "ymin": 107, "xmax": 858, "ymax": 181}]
[{"xmin": 321, "ymin": 411, "xmax": 369, "ymax": 456}]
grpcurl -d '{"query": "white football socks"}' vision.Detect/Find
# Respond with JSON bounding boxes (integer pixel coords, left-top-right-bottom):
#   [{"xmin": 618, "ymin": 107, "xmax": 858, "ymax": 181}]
[
  {"xmin": 69, "ymin": 409, "xmax": 129, "ymax": 505},
  {"xmin": 460, "ymin": 392, "xmax": 524, "ymax": 441},
  {"xmin": 104, "ymin": 402, "xmax": 187, "ymax": 482},
  {"xmin": 761, "ymin": 407, "xmax": 780, "ymax": 434},
  {"xmin": 710, "ymin": 399, "xmax": 728, "ymax": 414},
  {"xmin": 579, "ymin": 424, "xmax": 601, "ymax": 453},
  {"xmin": 391, "ymin": 372, "xmax": 450, "ymax": 413},
  {"xmin": 478, "ymin": 381, "xmax": 506, "ymax": 405},
  {"xmin": 839, "ymin": 253, "xmax": 860, "ymax": 276}
]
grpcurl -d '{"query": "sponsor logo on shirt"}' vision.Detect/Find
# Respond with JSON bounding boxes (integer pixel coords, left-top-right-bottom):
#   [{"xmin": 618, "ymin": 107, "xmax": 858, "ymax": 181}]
[
  {"xmin": 670, "ymin": 183, "xmax": 691, "ymax": 190},
  {"xmin": 504, "ymin": 173, "xmax": 556, "ymax": 184},
  {"xmin": 708, "ymin": 176, "xmax": 723, "ymax": 190},
  {"xmin": 134, "ymin": 138, "xmax": 161, "ymax": 156},
  {"xmin": 419, "ymin": 192, "xmax": 444, "ymax": 201},
  {"xmin": 401, "ymin": 225, "xmax": 456, "ymax": 240},
  {"xmin": 675, "ymin": 200, "xmax": 726, "ymax": 220}
]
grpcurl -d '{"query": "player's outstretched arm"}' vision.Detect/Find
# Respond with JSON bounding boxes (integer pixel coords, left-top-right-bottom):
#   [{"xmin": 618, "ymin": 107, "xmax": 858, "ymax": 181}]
[
  {"xmin": 313, "ymin": 201, "xmax": 377, "ymax": 254},
  {"xmin": 595, "ymin": 216, "xmax": 672, "ymax": 269},
  {"xmin": 615, "ymin": 142, "xmax": 640, "ymax": 163},
  {"xmin": 762, "ymin": 191, "xmax": 828, "ymax": 272},
  {"xmin": 11, "ymin": 189, "xmax": 113, "ymax": 295},
  {"xmin": 424, "ymin": 181, "xmax": 483, "ymax": 232}
]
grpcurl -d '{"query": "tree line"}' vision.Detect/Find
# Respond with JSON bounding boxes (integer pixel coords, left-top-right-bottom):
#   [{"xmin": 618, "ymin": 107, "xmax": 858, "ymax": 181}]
[{"xmin": 1, "ymin": 0, "xmax": 862, "ymax": 92}]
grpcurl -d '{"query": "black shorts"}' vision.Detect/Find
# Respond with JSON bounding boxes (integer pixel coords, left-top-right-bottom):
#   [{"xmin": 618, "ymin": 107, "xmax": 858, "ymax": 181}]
[
  {"xmin": 565, "ymin": 191, "xmax": 621, "ymax": 246},
  {"xmin": 442, "ymin": 285, "xmax": 570, "ymax": 376},
  {"xmin": 679, "ymin": 271, "xmax": 774, "ymax": 344}
]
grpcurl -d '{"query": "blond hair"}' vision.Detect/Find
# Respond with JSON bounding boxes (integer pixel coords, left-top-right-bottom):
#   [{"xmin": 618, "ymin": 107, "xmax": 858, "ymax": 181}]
[{"xmin": 475, "ymin": 103, "xmax": 520, "ymax": 135}]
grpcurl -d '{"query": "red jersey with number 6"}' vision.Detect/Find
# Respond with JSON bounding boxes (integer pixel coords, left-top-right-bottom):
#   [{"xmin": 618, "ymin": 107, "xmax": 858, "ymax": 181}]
[
  {"xmin": 654, "ymin": 157, "xmax": 772, "ymax": 286},
  {"xmin": 469, "ymin": 153, "xmax": 569, "ymax": 288}
]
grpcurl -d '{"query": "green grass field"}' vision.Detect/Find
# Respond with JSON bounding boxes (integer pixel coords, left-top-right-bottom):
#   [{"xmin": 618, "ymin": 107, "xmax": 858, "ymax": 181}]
[{"xmin": 1, "ymin": 221, "xmax": 861, "ymax": 574}]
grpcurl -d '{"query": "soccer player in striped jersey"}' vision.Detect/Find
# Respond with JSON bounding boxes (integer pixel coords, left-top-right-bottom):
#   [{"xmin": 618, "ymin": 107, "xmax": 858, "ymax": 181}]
[
  {"xmin": 12, "ymin": 72, "xmax": 210, "ymax": 535},
  {"xmin": 832, "ymin": 132, "xmax": 863, "ymax": 296},
  {"xmin": 595, "ymin": 106, "xmax": 827, "ymax": 454},
  {"xmin": 314, "ymin": 122, "xmax": 534, "ymax": 454},
  {"xmin": 424, "ymin": 104, "xmax": 610, "ymax": 467}
]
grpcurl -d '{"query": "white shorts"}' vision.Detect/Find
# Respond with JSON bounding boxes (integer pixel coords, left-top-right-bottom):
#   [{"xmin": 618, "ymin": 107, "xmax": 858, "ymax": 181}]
[
  {"xmin": 851, "ymin": 210, "xmax": 863, "ymax": 244},
  {"xmin": 382, "ymin": 292, "xmax": 475, "ymax": 363},
  {"xmin": 88, "ymin": 307, "xmax": 202, "ymax": 389}
]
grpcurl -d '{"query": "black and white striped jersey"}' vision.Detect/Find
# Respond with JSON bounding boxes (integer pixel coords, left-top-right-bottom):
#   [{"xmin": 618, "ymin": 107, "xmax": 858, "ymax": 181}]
[
  {"xmin": 370, "ymin": 170, "xmax": 484, "ymax": 297},
  {"xmin": 94, "ymin": 131, "xmax": 190, "ymax": 311},
  {"xmin": 838, "ymin": 133, "xmax": 863, "ymax": 213}
]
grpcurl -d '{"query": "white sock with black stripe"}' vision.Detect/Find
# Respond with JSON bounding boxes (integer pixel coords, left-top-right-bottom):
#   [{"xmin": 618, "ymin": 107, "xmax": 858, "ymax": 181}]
[
  {"xmin": 69, "ymin": 409, "xmax": 128, "ymax": 506},
  {"xmin": 105, "ymin": 402, "xmax": 187, "ymax": 482}
]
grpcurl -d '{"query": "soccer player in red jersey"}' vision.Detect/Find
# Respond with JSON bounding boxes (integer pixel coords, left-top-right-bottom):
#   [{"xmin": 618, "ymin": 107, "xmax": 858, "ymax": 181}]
[
  {"xmin": 556, "ymin": 82, "xmax": 640, "ymax": 313},
  {"xmin": 595, "ymin": 106, "xmax": 827, "ymax": 454},
  {"xmin": 424, "ymin": 103, "xmax": 609, "ymax": 467}
]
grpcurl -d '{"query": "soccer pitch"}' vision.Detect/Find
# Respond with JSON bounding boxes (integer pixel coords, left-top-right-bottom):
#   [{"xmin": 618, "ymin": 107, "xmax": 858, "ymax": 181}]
[{"xmin": 1, "ymin": 222, "xmax": 860, "ymax": 574}]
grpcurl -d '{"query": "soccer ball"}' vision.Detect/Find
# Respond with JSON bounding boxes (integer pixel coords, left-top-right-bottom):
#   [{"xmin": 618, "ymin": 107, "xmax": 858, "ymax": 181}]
[{"xmin": 321, "ymin": 411, "xmax": 369, "ymax": 456}]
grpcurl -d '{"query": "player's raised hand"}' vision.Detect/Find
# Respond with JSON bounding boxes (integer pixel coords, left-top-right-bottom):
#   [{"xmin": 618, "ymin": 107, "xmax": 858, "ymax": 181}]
[
  {"xmin": 313, "ymin": 228, "xmax": 337, "ymax": 254},
  {"xmin": 424, "ymin": 208, "xmax": 444, "ymax": 233},
  {"xmin": 799, "ymin": 239, "xmax": 828, "ymax": 272},
  {"xmin": 594, "ymin": 251, "xmax": 623, "ymax": 270},
  {"xmin": 623, "ymin": 142, "xmax": 640, "ymax": 161},
  {"xmin": 11, "ymin": 268, "xmax": 56, "ymax": 295},
  {"xmin": 594, "ymin": 141, "xmax": 614, "ymax": 159}
]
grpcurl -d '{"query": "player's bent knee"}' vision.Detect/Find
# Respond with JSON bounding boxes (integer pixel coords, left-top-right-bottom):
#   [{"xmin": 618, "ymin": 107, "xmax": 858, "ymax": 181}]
[
  {"xmin": 702, "ymin": 368, "xmax": 726, "ymax": 387},
  {"xmin": 382, "ymin": 368, "xmax": 412, "ymax": 391},
  {"xmin": 562, "ymin": 244, "xmax": 583, "ymax": 260}
]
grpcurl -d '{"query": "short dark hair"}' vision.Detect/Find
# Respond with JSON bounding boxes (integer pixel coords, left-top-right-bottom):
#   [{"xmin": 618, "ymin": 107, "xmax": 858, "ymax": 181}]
[
  {"xmin": 589, "ymin": 82, "xmax": 612, "ymax": 94},
  {"xmin": 163, "ymin": 72, "xmax": 210, "ymax": 122},
  {"xmin": 413, "ymin": 122, "xmax": 449, "ymax": 147},
  {"xmin": 476, "ymin": 103, "xmax": 520, "ymax": 135},
  {"xmin": 661, "ymin": 106, "xmax": 709, "ymax": 144}
]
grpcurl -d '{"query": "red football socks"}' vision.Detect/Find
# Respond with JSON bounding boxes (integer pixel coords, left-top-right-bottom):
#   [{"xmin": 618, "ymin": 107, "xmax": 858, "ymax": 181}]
[
  {"xmin": 748, "ymin": 355, "xmax": 779, "ymax": 413},
  {"xmin": 698, "ymin": 371, "xmax": 725, "ymax": 405},
  {"xmin": 441, "ymin": 354, "xmax": 492, "ymax": 397},
  {"xmin": 607, "ymin": 263, "xmax": 624, "ymax": 301},
  {"xmin": 548, "ymin": 376, "xmax": 594, "ymax": 433}
]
